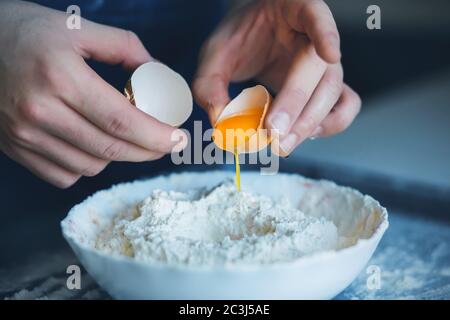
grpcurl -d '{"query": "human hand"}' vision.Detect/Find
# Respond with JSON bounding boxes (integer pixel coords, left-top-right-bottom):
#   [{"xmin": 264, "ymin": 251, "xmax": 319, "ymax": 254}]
[
  {"xmin": 0, "ymin": 1, "xmax": 184, "ymax": 188},
  {"xmin": 193, "ymin": 0, "xmax": 361, "ymax": 156}
]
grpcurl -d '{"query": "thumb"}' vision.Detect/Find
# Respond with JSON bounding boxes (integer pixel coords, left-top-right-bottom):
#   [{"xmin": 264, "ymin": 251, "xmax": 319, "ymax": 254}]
[
  {"xmin": 193, "ymin": 74, "xmax": 230, "ymax": 125},
  {"xmin": 193, "ymin": 40, "xmax": 233, "ymax": 125},
  {"xmin": 71, "ymin": 19, "xmax": 152, "ymax": 70}
]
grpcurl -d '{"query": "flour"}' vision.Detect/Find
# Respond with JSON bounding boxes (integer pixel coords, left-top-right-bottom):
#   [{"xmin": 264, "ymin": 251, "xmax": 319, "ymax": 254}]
[{"xmin": 95, "ymin": 181, "xmax": 338, "ymax": 266}]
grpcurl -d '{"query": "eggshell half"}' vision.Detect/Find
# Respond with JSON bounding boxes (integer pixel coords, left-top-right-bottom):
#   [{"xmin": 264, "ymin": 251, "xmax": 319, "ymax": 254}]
[
  {"xmin": 126, "ymin": 62, "xmax": 193, "ymax": 127},
  {"xmin": 214, "ymin": 85, "xmax": 272, "ymax": 154}
]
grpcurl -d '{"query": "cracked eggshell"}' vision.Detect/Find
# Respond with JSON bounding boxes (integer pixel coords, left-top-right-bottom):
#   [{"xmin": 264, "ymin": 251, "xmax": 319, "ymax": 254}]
[
  {"xmin": 125, "ymin": 62, "xmax": 193, "ymax": 127},
  {"xmin": 214, "ymin": 85, "xmax": 272, "ymax": 154}
]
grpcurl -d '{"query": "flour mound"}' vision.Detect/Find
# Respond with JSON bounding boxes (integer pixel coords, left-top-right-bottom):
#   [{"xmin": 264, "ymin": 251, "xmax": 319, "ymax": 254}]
[{"xmin": 95, "ymin": 182, "xmax": 338, "ymax": 266}]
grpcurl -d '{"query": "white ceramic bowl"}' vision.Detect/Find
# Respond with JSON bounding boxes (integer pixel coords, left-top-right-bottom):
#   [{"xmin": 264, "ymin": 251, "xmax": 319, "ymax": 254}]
[{"xmin": 61, "ymin": 171, "xmax": 388, "ymax": 299}]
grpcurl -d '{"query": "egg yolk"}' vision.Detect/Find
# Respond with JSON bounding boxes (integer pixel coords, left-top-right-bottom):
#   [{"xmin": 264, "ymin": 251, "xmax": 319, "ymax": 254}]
[
  {"xmin": 213, "ymin": 107, "xmax": 264, "ymax": 152},
  {"xmin": 213, "ymin": 107, "xmax": 264, "ymax": 191}
]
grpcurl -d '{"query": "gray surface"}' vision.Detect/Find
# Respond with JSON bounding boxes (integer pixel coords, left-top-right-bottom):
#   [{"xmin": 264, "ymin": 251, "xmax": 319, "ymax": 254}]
[
  {"xmin": 1, "ymin": 211, "xmax": 449, "ymax": 300},
  {"xmin": 336, "ymin": 212, "xmax": 450, "ymax": 299},
  {"xmin": 292, "ymin": 70, "xmax": 450, "ymax": 191}
]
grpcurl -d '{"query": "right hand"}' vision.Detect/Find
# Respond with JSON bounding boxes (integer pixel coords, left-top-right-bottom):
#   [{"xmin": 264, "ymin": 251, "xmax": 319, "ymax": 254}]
[{"xmin": 0, "ymin": 1, "xmax": 185, "ymax": 188}]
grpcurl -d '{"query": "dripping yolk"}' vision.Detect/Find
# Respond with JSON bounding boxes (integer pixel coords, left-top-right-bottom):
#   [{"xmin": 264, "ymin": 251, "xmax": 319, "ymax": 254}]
[
  {"xmin": 212, "ymin": 107, "xmax": 265, "ymax": 192},
  {"xmin": 212, "ymin": 107, "xmax": 264, "ymax": 152}
]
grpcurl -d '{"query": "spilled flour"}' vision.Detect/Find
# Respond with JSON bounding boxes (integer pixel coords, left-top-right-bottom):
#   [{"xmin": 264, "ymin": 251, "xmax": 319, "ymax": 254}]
[{"xmin": 95, "ymin": 182, "xmax": 338, "ymax": 266}]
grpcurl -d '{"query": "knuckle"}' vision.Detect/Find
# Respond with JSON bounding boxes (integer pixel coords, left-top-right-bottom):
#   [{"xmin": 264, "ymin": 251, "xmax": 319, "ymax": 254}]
[
  {"xmin": 37, "ymin": 59, "xmax": 64, "ymax": 91},
  {"xmin": 18, "ymin": 101, "xmax": 44, "ymax": 124},
  {"xmin": 9, "ymin": 123, "xmax": 33, "ymax": 145},
  {"xmin": 303, "ymin": 0, "xmax": 323, "ymax": 17},
  {"xmin": 105, "ymin": 112, "xmax": 131, "ymax": 136},
  {"xmin": 125, "ymin": 30, "xmax": 140, "ymax": 47},
  {"xmin": 101, "ymin": 141, "xmax": 125, "ymax": 161}
]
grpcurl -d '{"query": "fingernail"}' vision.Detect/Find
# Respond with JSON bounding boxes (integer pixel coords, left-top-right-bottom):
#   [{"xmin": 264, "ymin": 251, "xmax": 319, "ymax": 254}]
[
  {"xmin": 279, "ymin": 133, "xmax": 297, "ymax": 155},
  {"xmin": 171, "ymin": 129, "xmax": 188, "ymax": 153},
  {"xmin": 309, "ymin": 126, "xmax": 323, "ymax": 140},
  {"xmin": 269, "ymin": 112, "xmax": 290, "ymax": 136}
]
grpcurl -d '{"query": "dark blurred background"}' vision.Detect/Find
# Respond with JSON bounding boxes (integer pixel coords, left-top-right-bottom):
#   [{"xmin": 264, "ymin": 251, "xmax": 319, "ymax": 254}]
[
  {"xmin": 1, "ymin": 0, "xmax": 449, "ymax": 299},
  {"xmin": 330, "ymin": 0, "xmax": 450, "ymax": 99}
]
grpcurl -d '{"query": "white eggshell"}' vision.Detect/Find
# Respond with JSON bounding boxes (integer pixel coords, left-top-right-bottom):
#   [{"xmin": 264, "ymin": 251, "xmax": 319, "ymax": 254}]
[
  {"xmin": 130, "ymin": 62, "xmax": 193, "ymax": 127},
  {"xmin": 216, "ymin": 85, "xmax": 270, "ymax": 123},
  {"xmin": 214, "ymin": 85, "xmax": 272, "ymax": 153}
]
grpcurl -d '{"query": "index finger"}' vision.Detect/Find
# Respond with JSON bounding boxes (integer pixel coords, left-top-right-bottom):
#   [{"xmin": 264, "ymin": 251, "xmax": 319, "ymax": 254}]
[
  {"xmin": 265, "ymin": 39, "xmax": 327, "ymax": 137},
  {"xmin": 286, "ymin": 0, "xmax": 341, "ymax": 63},
  {"xmin": 67, "ymin": 62, "xmax": 186, "ymax": 154}
]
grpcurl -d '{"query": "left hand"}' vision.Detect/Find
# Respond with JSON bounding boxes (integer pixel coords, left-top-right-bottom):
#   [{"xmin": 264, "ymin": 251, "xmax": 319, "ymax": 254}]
[{"xmin": 193, "ymin": 0, "xmax": 361, "ymax": 156}]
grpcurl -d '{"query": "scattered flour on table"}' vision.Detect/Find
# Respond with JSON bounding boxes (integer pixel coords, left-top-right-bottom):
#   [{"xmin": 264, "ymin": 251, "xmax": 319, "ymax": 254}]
[{"xmin": 95, "ymin": 182, "xmax": 338, "ymax": 266}]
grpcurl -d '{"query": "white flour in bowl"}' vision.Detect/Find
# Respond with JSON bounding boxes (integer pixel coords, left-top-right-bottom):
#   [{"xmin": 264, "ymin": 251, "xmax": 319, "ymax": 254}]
[{"xmin": 95, "ymin": 181, "xmax": 339, "ymax": 266}]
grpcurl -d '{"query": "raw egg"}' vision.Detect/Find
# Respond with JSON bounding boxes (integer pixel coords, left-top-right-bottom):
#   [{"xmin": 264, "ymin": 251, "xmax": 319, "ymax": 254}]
[
  {"xmin": 212, "ymin": 85, "xmax": 273, "ymax": 191},
  {"xmin": 212, "ymin": 85, "xmax": 272, "ymax": 154}
]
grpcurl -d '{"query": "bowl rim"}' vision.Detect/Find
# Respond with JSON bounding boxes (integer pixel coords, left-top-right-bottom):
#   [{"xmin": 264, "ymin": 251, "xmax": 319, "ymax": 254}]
[{"xmin": 61, "ymin": 170, "xmax": 389, "ymax": 273}]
